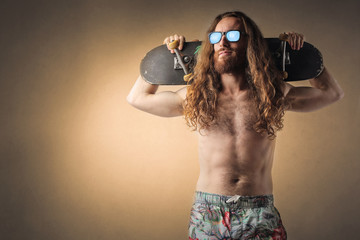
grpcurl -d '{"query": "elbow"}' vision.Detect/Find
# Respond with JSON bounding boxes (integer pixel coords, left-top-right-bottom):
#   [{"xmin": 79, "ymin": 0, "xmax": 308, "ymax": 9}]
[
  {"xmin": 126, "ymin": 94, "xmax": 133, "ymax": 105},
  {"xmin": 337, "ymin": 88, "xmax": 345, "ymax": 100},
  {"xmin": 126, "ymin": 94, "xmax": 134, "ymax": 106},
  {"xmin": 126, "ymin": 93, "xmax": 138, "ymax": 107},
  {"xmin": 332, "ymin": 88, "xmax": 345, "ymax": 102},
  {"xmin": 127, "ymin": 93, "xmax": 149, "ymax": 112}
]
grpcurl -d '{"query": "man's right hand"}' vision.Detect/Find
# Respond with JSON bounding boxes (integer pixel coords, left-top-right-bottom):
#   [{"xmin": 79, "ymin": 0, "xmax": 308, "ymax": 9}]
[{"xmin": 163, "ymin": 34, "xmax": 186, "ymax": 53}]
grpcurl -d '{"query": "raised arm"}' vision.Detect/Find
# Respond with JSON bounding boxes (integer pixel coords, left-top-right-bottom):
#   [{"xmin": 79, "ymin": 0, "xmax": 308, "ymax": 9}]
[
  {"xmin": 284, "ymin": 67, "xmax": 344, "ymax": 112},
  {"xmin": 127, "ymin": 34, "xmax": 188, "ymax": 117},
  {"xmin": 127, "ymin": 75, "xmax": 187, "ymax": 117}
]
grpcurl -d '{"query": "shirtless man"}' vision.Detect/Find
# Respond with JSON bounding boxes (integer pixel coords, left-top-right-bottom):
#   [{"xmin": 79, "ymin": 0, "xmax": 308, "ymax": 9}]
[{"xmin": 127, "ymin": 11, "xmax": 343, "ymax": 240}]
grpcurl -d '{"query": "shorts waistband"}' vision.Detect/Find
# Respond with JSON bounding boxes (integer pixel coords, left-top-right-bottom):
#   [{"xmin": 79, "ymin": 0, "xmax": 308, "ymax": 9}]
[{"xmin": 194, "ymin": 191, "xmax": 274, "ymax": 208}]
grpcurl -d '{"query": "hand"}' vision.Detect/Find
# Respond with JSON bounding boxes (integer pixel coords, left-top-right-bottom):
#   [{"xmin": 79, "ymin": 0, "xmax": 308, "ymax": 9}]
[
  {"xmin": 286, "ymin": 32, "xmax": 305, "ymax": 50},
  {"xmin": 163, "ymin": 34, "xmax": 186, "ymax": 53}
]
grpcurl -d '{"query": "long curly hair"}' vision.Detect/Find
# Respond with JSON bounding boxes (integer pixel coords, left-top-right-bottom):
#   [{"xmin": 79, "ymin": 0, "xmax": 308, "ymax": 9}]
[{"xmin": 183, "ymin": 11, "xmax": 287, "ymax": 138}]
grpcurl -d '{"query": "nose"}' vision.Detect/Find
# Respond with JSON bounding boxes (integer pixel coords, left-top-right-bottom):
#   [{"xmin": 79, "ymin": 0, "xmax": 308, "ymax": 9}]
[{"xmin": 218, "ymin": 34, "xmax": 229, "ymax": 47}]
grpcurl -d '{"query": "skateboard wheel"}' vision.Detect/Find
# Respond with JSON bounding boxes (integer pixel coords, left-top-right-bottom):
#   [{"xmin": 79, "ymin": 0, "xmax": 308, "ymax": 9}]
[
  {"xmin": 168, "ymin": 40, "xmax": 179, "ymax": 50},
  {"xmin": 183, "ymin": 73, "xmax": 193, "ymax": 82},
  {"xmin": 282, "ymin": 71, "xmax": 288, "ymax": 79},
  {"xmin": 183, "ymin": 56, "xmax": 191, "ymax": 63},
  {"xmin": 279, "ymin": 33, "xmax": 289, "ymax": 41}
]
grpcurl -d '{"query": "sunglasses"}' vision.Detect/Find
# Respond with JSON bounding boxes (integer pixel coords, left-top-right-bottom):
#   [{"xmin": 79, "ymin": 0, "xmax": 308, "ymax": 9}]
[{"xmin": 208, "ymin": 30, "xmax": 243, "ymax": 44}]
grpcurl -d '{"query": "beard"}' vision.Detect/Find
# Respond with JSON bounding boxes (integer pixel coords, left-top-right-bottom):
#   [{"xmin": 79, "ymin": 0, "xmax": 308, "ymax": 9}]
[{"xmin": 214, "ymin": 48, "xmax": 246, "ymax": 74}]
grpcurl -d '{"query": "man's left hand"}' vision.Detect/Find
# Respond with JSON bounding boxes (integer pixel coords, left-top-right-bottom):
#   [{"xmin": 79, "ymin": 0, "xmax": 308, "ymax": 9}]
[{"xmin": 286, "ymin": 32, "xmax": 305, "ymax": 50}]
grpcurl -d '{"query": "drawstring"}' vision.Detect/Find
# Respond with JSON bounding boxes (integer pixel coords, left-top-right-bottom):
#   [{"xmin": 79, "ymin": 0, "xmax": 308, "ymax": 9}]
[{"xmin": 226, "ymin": 195, "xmax": 241, "ymax": 204}]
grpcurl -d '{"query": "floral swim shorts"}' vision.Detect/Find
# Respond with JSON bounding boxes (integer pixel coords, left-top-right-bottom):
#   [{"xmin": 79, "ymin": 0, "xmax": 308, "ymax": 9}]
[{"xmin": 188, "ymin": 191, "xmax": 287, "ymax": 240}]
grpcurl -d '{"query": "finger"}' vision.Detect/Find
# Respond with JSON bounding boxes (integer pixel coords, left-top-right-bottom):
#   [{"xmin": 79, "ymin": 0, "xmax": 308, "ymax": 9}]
[
  {"xmin": 300, "ymin": 34, "xmax": 305, "ymax": 48},
  {"xmin": 296, "ymin": 34, "xmax": 302, "ymax": 50},
  {"xmin": 291, "ymin": 33, "xmax": 297, "ymax": 50},
  {"xmin": 179, "ymin": 35, "xmax": 185, "ymax": 50},
  {"xmin": 164, "ymin": 37, "xmax": 171, "ymax": 52},
  {"xmin": 173, "ymin": 34, "xmax": 180, "ymax": 49},
  {"xmin": 163, "ymin": 37, "xmax": 169, "ymax": 45},
  {"xmin": 288, "ymin": 32, "xmax": 295, "ymax": 50},
  {"xmin": 286, "ymin": 32, "xmax": 293, "ymax": 49},
  {"xmin": 284, "ymin": 32, "xmax": 290, "ymax": 41},
  {"xmin": 164, "ymin": 36, "xmax": 171, "ymax": 50},
  {"xmin": 292, "ymin": 33, "xmax": 298, "ymax": 50}
]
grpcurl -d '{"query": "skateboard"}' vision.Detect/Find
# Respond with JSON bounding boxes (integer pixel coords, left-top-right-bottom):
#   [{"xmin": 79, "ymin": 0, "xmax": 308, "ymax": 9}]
[{"xmin": 140, "ymin": 34, "xmax": 324, "ymax": 85}]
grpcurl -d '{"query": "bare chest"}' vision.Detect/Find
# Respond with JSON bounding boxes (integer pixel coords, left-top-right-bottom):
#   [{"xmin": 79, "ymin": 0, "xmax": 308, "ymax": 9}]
[{"xmin": 211, "ymin": 95, "xmax": 258, "ymax": 136}]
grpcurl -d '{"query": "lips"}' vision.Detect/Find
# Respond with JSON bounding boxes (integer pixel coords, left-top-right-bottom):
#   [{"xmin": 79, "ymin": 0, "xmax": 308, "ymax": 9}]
[
  {"xmin": 217, "ymin": 48, "xmax": 233, "ymax": 57},
  {"xmin": 219, "ymin": 50, "xmax": 232, "ymax": 56}
]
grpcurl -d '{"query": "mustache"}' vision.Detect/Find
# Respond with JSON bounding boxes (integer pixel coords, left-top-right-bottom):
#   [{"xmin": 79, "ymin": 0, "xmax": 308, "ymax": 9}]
[
  {"xmin": 216, "ymin": 47, "xmax": 234, "ymax": 52},
  {"xmin": 214, "ymin": 47, "xmax": 235, "ymax": 58}
]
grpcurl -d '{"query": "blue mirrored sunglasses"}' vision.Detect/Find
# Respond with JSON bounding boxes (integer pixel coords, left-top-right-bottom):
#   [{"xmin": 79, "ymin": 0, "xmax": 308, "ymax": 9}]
[{"xmin": 208, "ymin": 30, "xmax": 242, "ymax": 44}]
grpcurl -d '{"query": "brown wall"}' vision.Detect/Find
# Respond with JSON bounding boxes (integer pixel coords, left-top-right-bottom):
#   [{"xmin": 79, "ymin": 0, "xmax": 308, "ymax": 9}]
[{"xmin": 1, "ymin": 0, "xmax": 359, "ymax": 239}]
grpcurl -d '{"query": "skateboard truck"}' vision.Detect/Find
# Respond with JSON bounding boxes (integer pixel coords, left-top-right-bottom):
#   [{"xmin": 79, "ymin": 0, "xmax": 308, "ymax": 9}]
[
  {"xmin": 168, "ymin": 40, "xmax": 193, "ymax": 82},
  {"xmin": 278, "ymin": 33, "xmax": 291, "ymax": 79}
]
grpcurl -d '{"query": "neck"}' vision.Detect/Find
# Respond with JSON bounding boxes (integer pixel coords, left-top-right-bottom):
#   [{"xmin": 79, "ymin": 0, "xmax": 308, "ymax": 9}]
[{"xmin": 220, "ymin": 70, "xmax": 248, "ymax": 95}]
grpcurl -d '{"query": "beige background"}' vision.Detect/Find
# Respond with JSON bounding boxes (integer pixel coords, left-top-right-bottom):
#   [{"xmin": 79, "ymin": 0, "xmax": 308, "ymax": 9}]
[{"xmin": 1, "ymin": 0, "xmax": 359, "ymax": 239}]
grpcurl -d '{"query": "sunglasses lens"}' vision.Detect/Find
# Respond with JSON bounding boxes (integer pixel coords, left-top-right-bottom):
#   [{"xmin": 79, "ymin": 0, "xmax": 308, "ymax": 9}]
[
  {"xmin": 209, "ymin": 31, "xmax": 241, "ymax": 44},
  {"xmin": 226, "ymin": 31, "xmax": 240, "ymax": 42},
  {"xmin": 209, "ymin": 32, "xmax": 222, "ymax": 44}
]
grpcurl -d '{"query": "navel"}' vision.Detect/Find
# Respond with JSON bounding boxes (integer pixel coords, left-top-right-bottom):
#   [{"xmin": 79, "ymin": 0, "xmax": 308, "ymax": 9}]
[{"xmin": 231, "ymin": 178, "xmax": 240, "ymax": 184}]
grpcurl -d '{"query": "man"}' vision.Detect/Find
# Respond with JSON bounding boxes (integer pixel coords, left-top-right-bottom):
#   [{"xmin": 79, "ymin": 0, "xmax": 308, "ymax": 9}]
[{"xmin": 127, "ymin": 11, "xmax": 343, "ymax": 240}]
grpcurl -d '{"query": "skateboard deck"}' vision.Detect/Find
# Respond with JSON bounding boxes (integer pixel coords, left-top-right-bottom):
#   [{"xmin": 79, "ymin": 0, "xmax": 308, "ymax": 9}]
[{"xmin": 140, "ymin": 38, "xmax": 323, "ymax": 85}]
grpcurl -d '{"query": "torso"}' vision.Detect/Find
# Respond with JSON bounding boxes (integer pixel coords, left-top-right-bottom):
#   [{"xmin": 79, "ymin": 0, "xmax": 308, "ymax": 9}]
[{"xmin": 196, "ymin": 90, "xmax": 276, "ymax": 196}]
